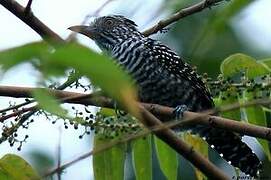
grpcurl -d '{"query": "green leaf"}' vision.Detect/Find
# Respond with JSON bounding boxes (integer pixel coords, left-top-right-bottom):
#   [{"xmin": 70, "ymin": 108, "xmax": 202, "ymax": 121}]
[
  {"xmin": 216, "ymin": 87, "xmax": 241, "ymax": 121},
  {"xmin": 221, "ymin": 53, "xmax": 270, "ymax": 78},
  {"xmin": 259, "ymin": 58, "xmax": 271, "ymax": 69},
  {"xmin": 132, "ymin": 135, "xmax": 152, "ymax": 180},
  {"xmin": 44, "ymin": 43, "xmax": 138, "ymax": 116},
  {"xmin": 0, "ymin": 154, "xmax": 40, "ymax": 180},
  {"xmin": 243, "ymin": 91, "xmax": 271, "ymax": 161},
  {"xmin": 0, "ymin": 41, "xmax": 48, "ymax": 70},
  {"xmin": 183, "ymin": 133, "xmax": 208, "ymax": 180},
  {"xmin": 155, "ymin": 136, "xmax": 178, "ymax": 180},
  {"xmin": 32, "ymin": 88, "xmax": 69, "ymax": 119},
  {"xmin": 93, "ymin": 135, "xmax": 126, "ymax": 180},
  {"xmin": 100, "ymin": 108, "xmax": 116, "ymax": 117},
  {"xmin": 0, "ymin": 41, "xmax": 138, "ymax": 116}
]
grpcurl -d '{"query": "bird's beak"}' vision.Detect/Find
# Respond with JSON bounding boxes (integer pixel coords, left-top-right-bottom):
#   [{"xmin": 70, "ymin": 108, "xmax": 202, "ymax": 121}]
[{"xmin": 68, "ymin": 25, "xmax": 97, "ymax": 39}]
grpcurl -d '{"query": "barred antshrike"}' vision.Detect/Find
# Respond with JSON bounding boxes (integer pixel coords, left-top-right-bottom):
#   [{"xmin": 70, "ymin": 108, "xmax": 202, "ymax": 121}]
[{"xmin": 69, "ymin": 15, "xmax": 261, "ymax": 177}]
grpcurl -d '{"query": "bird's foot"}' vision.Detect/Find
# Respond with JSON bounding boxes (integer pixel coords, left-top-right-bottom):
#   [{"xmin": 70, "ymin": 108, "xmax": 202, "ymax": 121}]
[{"xmin": 173, "ymin": 105, "xmax": 188, "ymax": 120}]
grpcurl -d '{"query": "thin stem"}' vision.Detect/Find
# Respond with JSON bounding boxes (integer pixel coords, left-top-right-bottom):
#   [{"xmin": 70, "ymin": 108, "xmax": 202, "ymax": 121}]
[
  {"xmin": 24, "ymin": 0, "xmax": 33, "ymax": 14},
  {"xmin": 142, "ymin": 0, "xmax": 226, "ymax": 36}
]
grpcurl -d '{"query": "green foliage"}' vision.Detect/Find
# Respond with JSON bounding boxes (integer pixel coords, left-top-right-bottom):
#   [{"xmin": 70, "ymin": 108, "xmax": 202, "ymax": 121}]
[
  {"xmin": 221, "ymin": 53, "xmax": 270, "ymax": 78},
  {"xmin": 132, "ymin": 136, "xmax": 152, "ymax": 180},
  {"xmin": 218, "ymin": 52, "xmax": 271, "ymax": 165},
  {"xmin": 154, "ymin": 136, "xmax": 178, "ymax": 180},
  {"xmin": 244, "ymin": 90, "xmax": 271, "ymax": 160},
  {"xmin": 216, "ymin": 87, "xmax": 242, "ymax": 120},
  {"xmin": 182, "ymin": 134, "xmax": 208, "ymax": 180},
  {"xmin": 42, "ymin": 43, "xmax": 138, "ymax": 115},
  {"xmin": 1, "ymin": 38, "xmax": 271, "ymax": 179},
  {"xmin": 0, "ymin": 154, "xmax": 40, "ymax": 180},
  {"xmin": 0, "ymin": 41, "xmax": 138, "ymax": 116},
  {"xmin": 167, "ymin": 0, "xmax": 265, "ymax": 76},
  {"xmin": 221, "ymin": 53, "xmax": 271, "ymax": 162},
  {"xmin": 0, "ymin": 41, "xmax": 48, "ymax": 70},
  {"xmin": 93, "ymin": 135, "xmax": 126, "ymax": 180},
  {"xmin": 32, "ymin": 88, "xmax": 69, "ymax": 119}
]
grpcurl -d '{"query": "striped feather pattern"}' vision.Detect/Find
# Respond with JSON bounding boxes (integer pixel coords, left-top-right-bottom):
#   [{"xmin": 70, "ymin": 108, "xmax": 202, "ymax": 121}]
[{"xmin": 84, "ymin": 15, "xmax": 262, "ymax": 177}]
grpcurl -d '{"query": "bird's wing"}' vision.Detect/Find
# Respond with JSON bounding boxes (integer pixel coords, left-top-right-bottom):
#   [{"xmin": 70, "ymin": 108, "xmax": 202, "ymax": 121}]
[{"xmin": 144, "ymin": 39, "xmax": 214, "ymax": 108}]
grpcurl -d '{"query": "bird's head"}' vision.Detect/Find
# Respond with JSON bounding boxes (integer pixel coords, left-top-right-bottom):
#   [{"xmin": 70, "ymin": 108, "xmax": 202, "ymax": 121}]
[{"xmin": 68, "ymin": 15, "xmax": 141, "ymax": 51}]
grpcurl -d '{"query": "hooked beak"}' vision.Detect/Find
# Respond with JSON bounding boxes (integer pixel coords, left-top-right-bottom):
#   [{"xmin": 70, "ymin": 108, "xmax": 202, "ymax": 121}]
[{"xmin": 68, "ymin": 25, "xmax": 97, "ymax": 39}]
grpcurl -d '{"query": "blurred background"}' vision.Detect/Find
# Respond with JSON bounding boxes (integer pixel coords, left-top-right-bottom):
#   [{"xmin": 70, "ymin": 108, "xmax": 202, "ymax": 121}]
[{"xmin": 0, "ymin": 0, "xmax": 271, "ymax": 179}]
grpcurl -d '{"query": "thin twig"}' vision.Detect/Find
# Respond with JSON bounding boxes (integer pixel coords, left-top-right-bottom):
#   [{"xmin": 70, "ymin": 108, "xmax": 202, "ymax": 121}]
[
  {"xmin": 0, "ymin": 76, "xmax": 78, "ymax": 143},
  {"xmin": 142, "ymin": 0, "xmax": 226, "ymax": 36},
  {"xmin": 0, "ymin": 0, "xmax": 64, "ymax": 44},
  {"xmin": 24, "ymin": 0, "xmax": 33, "ymax": 14},
  {"xmin": 0, "ymin": 106, "xmax": 35, "ymax": 123},
  {"xmin": 0, "ymin": 89, "xmax": 92, "ymax": 123},
  {"xmin": 57, "ymin": 126, "xmax": 62, "ymax": 180},
  {"xmin": 43, "ymin": 129, "xmax": 152, "ymax": 177},
  {"xmin": 0, "ymin": 100, "xmax": 35, "ymax": 114}
]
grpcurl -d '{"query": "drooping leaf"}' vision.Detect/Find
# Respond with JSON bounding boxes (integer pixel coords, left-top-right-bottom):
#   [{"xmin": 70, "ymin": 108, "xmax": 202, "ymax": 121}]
[
  {"xmin": 154, "ymin": 136, "xmax": 178, "ymax": 180},
  {"xmin": 93, "ymin": 135, "xmax": 126, "ymax": 180},
  {"xmin": 1, "ymin": 41, "xmax": 138, "ymax": 116},
  {"xmin": 32, "ymin": 88, "xmax": 69, "ymax": 119},
  {"xmin": 0, "ymin": 41, "xmax": 48, "ymax": 70},
  {"xmin": 0, "ymin": 154, "xmax": 40, "ymax": 180},
  {"xmin": 182, "ymin": 133, "xmax": 208, "ymax": 180},
  {"xmin": 132, "ymin": 135, "xmax": 152, "ymax": 180},
  {"xmin": 221, "ymin": 53, "xmax": 269, "ymax": 78},
  {"xmin": 44, "ymin": 43, "xmax": 138, "ymax": 116}
]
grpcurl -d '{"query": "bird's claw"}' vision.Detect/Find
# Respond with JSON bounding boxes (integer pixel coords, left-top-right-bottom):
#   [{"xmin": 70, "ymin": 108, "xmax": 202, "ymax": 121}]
[{"xmin": 173, "ymin": 105, "xmax": 188, "ymax": 120}]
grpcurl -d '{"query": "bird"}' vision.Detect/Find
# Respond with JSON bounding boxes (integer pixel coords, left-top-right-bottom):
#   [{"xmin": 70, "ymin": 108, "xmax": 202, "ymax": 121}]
[{"xmin": 69, "ymin": 15, "xmax": 262, "ymax": 177}]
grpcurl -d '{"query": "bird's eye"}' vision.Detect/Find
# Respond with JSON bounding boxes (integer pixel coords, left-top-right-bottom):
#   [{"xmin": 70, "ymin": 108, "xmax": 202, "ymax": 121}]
[{"xmin": 105, "ymin": 19, "xmax": 114, "ymax": 26}]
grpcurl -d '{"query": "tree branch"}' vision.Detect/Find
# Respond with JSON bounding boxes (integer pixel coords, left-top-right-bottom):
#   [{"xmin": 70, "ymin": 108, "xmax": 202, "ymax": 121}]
[
  {"xmin": 1, "ymin": 85, "xmax": 271, "ymax": 142},
  {"xmin": 0, "ymin": 0, "xmax": 64, "ymax": 44},
  {"xmin": 0, "ymin": 0, "xmax": 227, "ymax": 44},
  {"xmin": 142, "ymin": 0, "xmax": 226, "ymax": 36}
]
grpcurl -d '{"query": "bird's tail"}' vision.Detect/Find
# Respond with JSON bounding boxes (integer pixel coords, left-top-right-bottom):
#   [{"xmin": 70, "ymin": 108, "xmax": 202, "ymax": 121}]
[{"xmin": 197, "ymin": 127, "xmax": 262, "ymax": 177}]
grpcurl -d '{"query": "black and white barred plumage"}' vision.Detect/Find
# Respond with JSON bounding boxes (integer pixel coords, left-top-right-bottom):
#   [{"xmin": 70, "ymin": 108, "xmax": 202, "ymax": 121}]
[{"xmin": 69, "ymin": 15, "xmax": 262, "ymax": 177}]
